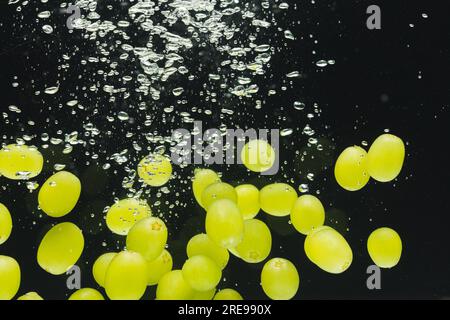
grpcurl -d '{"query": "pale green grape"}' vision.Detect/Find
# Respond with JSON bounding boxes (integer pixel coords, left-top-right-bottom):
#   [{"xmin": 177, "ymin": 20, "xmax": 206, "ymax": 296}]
[
  {"xmin": 104, "ymin": 251, "xmax": 148, "ymax": 300},
  {"xmin": 235, "ymin": 219, "xmax": 271, "ymax": 263},
  {"xmin": 106, "ymin": 198, "xmax": 151, "ymax": 236},
  {"xmin": 186, "ymin": 233, "xmax": 229, "ymax": 270},
  {"xmin": 138, "ymin": 153, "xmax": 172, "ymax": 187},
  {"xmin": 334, "ymin": 146, "xmax": 370, "ymax": 191},
  {"xmin": 367, "ymin": 227, "xmax": 402, "ymax": 268},
  {"xmin": 367, "ymin": 134, "xmax": 405, "ymax": 182},
  {"xmin": 235, "ymin": 184, "xmax": 260, "ymax": 219},
  {"xmin": 205, "ymin": 199, "xmax": 244, "ymax": 249},
  {"xmin": 290, "ymin": 195, "xmax": 325, "ymax": 235},
  {"xmin": 213, "ymin": 289, "xmax": 243, "ymax": 300},
  {"xmin": 68, "ymin": 288, "xmax": 104, "ymax": 300},
  {"xmin": 260, "ymin": 183, "xmax": 297, "ymax": 217},
  {"xmin": 201, "ymin": 182, "xmax": 237, "ymax": 209},
  {"xmin": 0, "ymin": 203, "xmax": 12, "ymax": 245},
  {"xmin": 147, "ymin": 249, "xmax": 173, "ymax": 286},
  {"xmin": 126, "ymin": 217, "xmax": 168, "ymax": 261},
  {"xmin": 182, "ymin": 255, "xmax": 222, "ymax": 292},
  {"xmin": 92, "ymin": 252, "xmax": 117, "ymax": 287},
  {"xmin": 192, "ymin": 169, "xmax": 221, "ymax": 207},
  {"xmin": 241, "ymin": 139, "xmax": 276, "ymax": 173},
  {"xmin": 38, "ymin": 171, "xmax": 81, "ymax": 218},
  {"xmin": 0, "ymin": 144, "xmax": 43, "ymax": 180},
  {"xmin": 0, "ymin": 255, "xmax": 21, "ymax": 300},
  {"xmin": 261, "ymin": 258, "xmax": 299, "ymax": 300},
  {"xmin": 192, "ymin": 288, "xmax": 216, "ymax": 300},
  {"xmin": 37, "ymin": 222, "xmax": 84, "ymax": 275},
  {"xmin": 17, "ymin": 292, "xmax": 43, "ymax": 300},
  {"xmin": 156, "ymin": 270, "xmax": 194, "ymax": 300}
]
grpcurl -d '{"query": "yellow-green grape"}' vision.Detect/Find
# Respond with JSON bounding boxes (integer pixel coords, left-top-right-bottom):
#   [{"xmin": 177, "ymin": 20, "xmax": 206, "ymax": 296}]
[
  {"xmin": 156, "ymin": 270, "xmax": 195, "ymax": 300},
  {"xmin": 38, "ymin": 171, "xmax": 81, "ymax": 218},
  {"xmin": 0, "ymin": 203, "xmax": 12, "ymax": 245},
  {"xmin": 235, "ymin": 219, "xmax": 271, "ymax": 263},
  {"xmin": 104, "ymin": 251, "xmax": 148, "ymax": 300},
  {"xmin": 0, "ymin": 144, "xmax": 43, "ymax": 180},
  {"xmin": 241, "ymin": 139, "xmax": 276, "ymax": 173},
  {"xmin": 290, "ymin": 195, "xmax": 325, "ymax": 235},
  {"xmin": 192, "ymin": 288, "xmax": 216, "ymax": 300},
  {"xmin": 367, "ymin": 134, "xmax": 405, "ymax": 182},
  {"xmin": 235, "ymin": 184, "xmax": 260, "ymax": 219},
  {"xmin": 213, "ymin": 288, "xmax": 243, "ymax": 300},
  {"xmin": 182, "ymin": 255, "xmax": 222, "ymax": 292},
  {"xmin": 261, "ymin": 258, "xmax": 299, "ymax": 300},
  {"xmin": 367, "ymin": 227, "xmax": 402, "ymax": 268},
  {"xmin": 106, "ymin": 198, "xmax": 151, "ymax": 236},
  {"xmin": 259, "ymin": 183, "xmax": 298, "ymax": 217},
  {"xmin": 68, "ymin": 288, "xmax": 104, "ymax": 300},
  {"xmin": 147, "ymin": 249, "xmax": 173, "ymax": 286},
  {"xmin": 0, "ymin": 255, "xmax": 21, "ymax": 300},
  {"xmin": 17, "ymin": 292, "xmax": 43, "ymax": 300},
  {"xmin": 37, "ymin": 222, "xmax": 84, "ymax": 275},
  {"xmin": 334, "ymin": 146, "xmax": 370, "ymax": 191},
  {"xmin": 138, "ymin": 153, "xmax": 172, "ymax": 187},
  {"xmin": 186, "ymin": 233, "xmax": 229, "ymax": 270},
  {"xmin": 192, "ymin": 168, "xmax": 221, "ymax": 207},
  {"xmin": 201, "ymin": 182, "xmax": 237, "ymax": 209},
  {"xmin": 92, "ymin": 252, "xmax": 117, "ymax": 287},
  {"xmin": 304, "ymin": 226, "xmax": 353, "ymax": 274},
  {"xmin": 126, "ymin": 217, "xmax": 168, "ymax": 261},
  {"xmin": 205, "ymin": 199, "xmax": 244, "ymax": 249}
]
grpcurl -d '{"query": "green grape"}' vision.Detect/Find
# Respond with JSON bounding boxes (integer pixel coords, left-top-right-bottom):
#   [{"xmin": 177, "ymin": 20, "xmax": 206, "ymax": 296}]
[
  {"xmin": 0, "ymin": 144, "xmax": 43, "ymax": 180},
  {"xmin": 235, "ymin": 184, "xmax": 260, "ymax": 219},
  {"xmin": 213, "ymin": 288, "xmax": 243, "ymax": 300},
  {"xmin": 17, "ymin": 292, "xmax": 43, "ymax": 300},
  {"xmin": 192, "ymin": 288, "xmax": 216, "ymax": 300},
  {"xmin": 261, "ymin": 258, "xmax": 299, "ymax": 300},
  {"xmin": 37, "ymin": 222, "xmax": 84, "ymax": 275},
  {"xmin": 304, "ymin": 226, "xmax": 352, "ymax": 274},
  {"xmin": 138, "ymin": 153, "xmax": 172, "ymax": 187},
  {"xmin": 0, "ymin": 255, "xmax": 21, "ymax": 300},
  {"xmin": 68, "ymin": 288, "xmax": 104, "ymax": 300},
  {"xmin": 106, "ymin": 198, "xmax": 151, "ymax": 236},
  {"xmin": 156, "ymin": 270, "xmax": 195, "ymax": 300},
  {"xmin": 147, "ymin": 249, "xmax": 173, "ymax": 286},
  {"xmin": 126, "ymin": 217, "xmax": 168, "ymax": 261},
  {"xmin": 241, "ymin": 139, "xmax": 276, "ymax": 173},
  {"xmin": 192, "ymin": 169, "xmax": 221, "ymax": 207},
  {"xmin": 205, "ymin": 199, "xmax": 244, "ymax": 249},
  {"xmin": 92, "ymin": 252, "xmax": 117, "ymax": 287},
  {"xmin": 38, "ymin": 171, "xmax": 81, "ymax": 218},
  {"xmin": 290, "ymin": 195, "xmax": 325, "ymax": 235},
  {"xmin": 186, "ymin": 233, "xmax": 229, "ymax": 270},
  {"xmin": 0, "ymin": 203, "xmax": 12, "ymax": 245},
  {"xmin": 104, "ymin": 251, "xmax": 148, "ymax": 300},
  {"xmin": 367, "ymin": 134, "xmax": 405, "ymax": 182},
  {"xmin": 182, "ymin": 255, "xmax": 222, "ymax": 292},
  {"xmin": 334, "ymin": 146, "xmax": 370, "ymax": 191},
  {"xmin": 260, "ymin": 183, "xmax": 297, "ymax": 217},
  {"xmin": 201, "ymin": 182, "xmax": 237, "ymax": 209},
  {"xmin": 235, "ymin": 219, "xmax": 271, "ymax": 263},
  {"xmin": 367, "ymin": 227, "xmax": 402, "ymax": 268}
]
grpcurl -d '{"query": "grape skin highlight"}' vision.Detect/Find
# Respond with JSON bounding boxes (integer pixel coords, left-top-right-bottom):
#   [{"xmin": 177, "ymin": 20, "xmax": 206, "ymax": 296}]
[
  {"xmin": 367, "ymin": 227, "xmax": 402, "ymax": 268},
  {"xmin": 261, "ymin": 258, "xmax": 299, "ymax": 300}
]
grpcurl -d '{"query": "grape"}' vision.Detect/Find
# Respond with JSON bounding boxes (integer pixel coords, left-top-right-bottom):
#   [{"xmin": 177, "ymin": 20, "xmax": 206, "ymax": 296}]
[
  {"xmin": 126, "ymin": 217, "xmax": 168, "ymax": 261},
  {"xmin": 0, "ymin": 255, "xmax": 21, "ymax": 300},
  {"xmin": 68, "ymin": 288, "xmax": 104, "ymax": 300},
  {"xmin": 38, "ymin": 171, "xmax": 81, "ymax": 218},
  {"xmin": 205, "ymin": 199, "xmax": 244, "ymax": 249},
  {"xmin": 37, "ymin": 222, "xmax": 84, "ymax": 275},
  {"xmin": 156, "ymin": 270, "xmax": 195, "ymax": 300},
  {"xmin": 261, "ymin": 258, "xmax": 299, "ymax": 300},
  {"xmin": 104, "ymin": 251, "xmax": 148, "ymax": 300},
  {"xmin": 213, "ymin": 289, "xmax": 243, "ymax": 300},
  {"xmin": 92, "ymin": 252, "xmax": 117, "ymax": 287},
  {"xmin": 260, "ymin": 183, "xmax": 297, "ymax": 217},
  {"xmin": 192, "ymin": 288, "xmax": 216, "ymax": 300},
  {"xmin": 367, "ymin": 134, "xmax": 405, "ymax": 182},
  {"xmin": 201, "ymin": 182, "xmax": 237, "ymax": 210},
  {"xmin": 235, "ymin": 219, "xmax": 271, "ymax": 263},
  {"xmin": 186, "ymin": 233, "xmax": 229, "ymax": 270},
  {"xmin": 334, "ymin": 146, "xmax": 370, "ymax": 191},
  {"xmin": 235, "ymin": 184, "xmax": 260, "ymax": 219},
  {"xmin": 304, "ymin": 226, "xmax": 353, "ymax": 274},
  {"xmin": 17, "ymin": 292, "xmax": 43, "ymax": 300},
  {"xmin": 106, "ymin": 198, "xmax": 151, "ymax": 236},
  {"xmin": 0, "ymin": 203, "xmax": 12, "ymax": 245},
  {"xmin": 192, "ymin": 169, "xmax": 221, "ymax": 207},
  {"xmin": 0, "ymin": 144, "xmax": 43, "ymax": 180},
  {"xmin": 290, "ymin": 195, "xmax": 325, "ymax": 235},
  {"xmin": 241, "ymin": 139, "xmax": 276, "ymax": 173},
  {"xmin": 182, "ymin": 255, "xmax": 222, "ymax": 292},
  {"xmin": 138, "ymin": 153, "xmax": 172, "ymax": 187},
  {"xmin": 147, "ymin": 249, "xmax": 173, "ymax": 286},
  {"xmin": 367, "ymin": 227, "xmax": 402, "ymax": 268}
]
